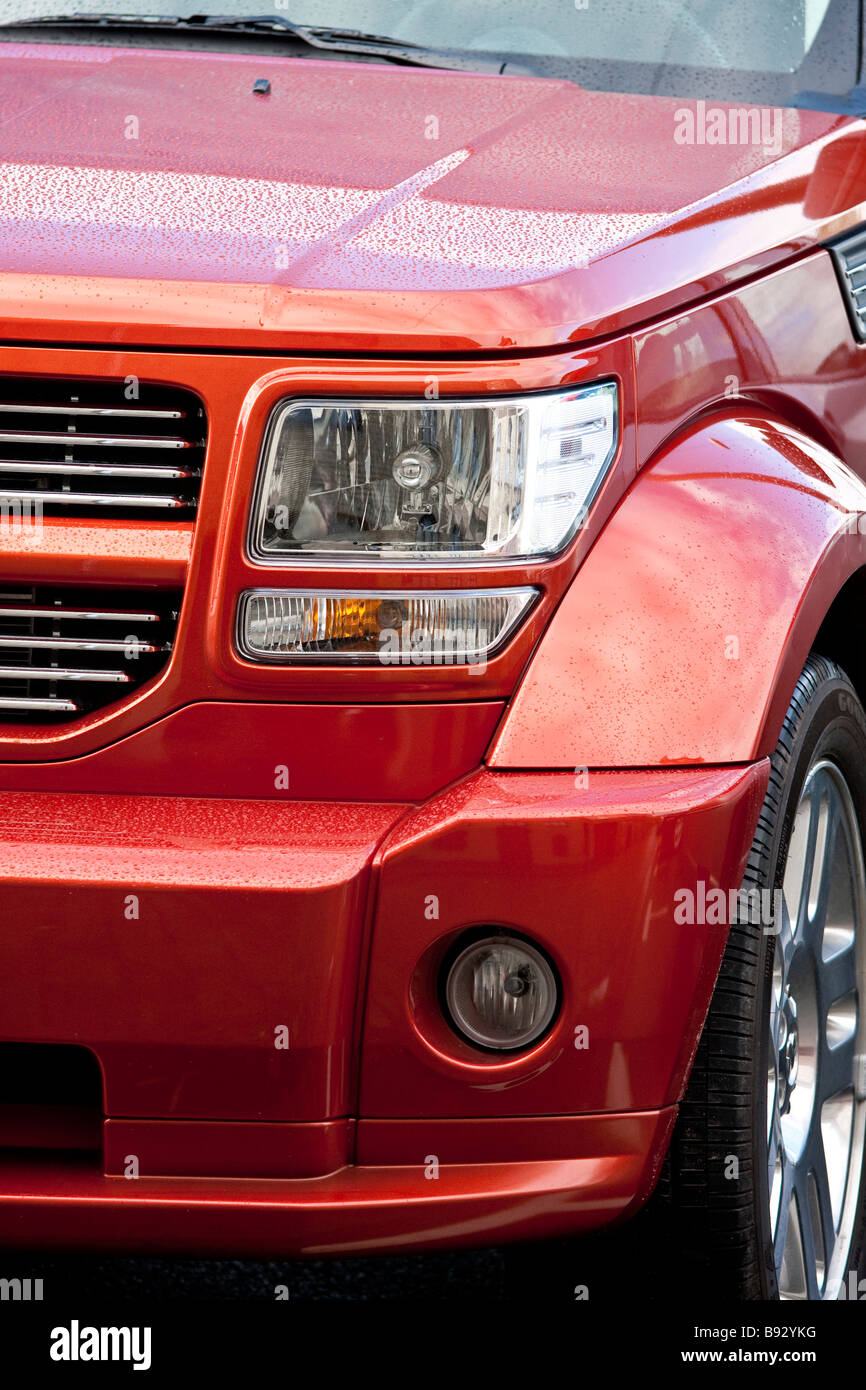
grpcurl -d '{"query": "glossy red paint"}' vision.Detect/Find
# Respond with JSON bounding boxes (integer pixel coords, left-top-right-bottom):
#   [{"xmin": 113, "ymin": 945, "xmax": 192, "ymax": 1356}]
[
  {"xmin": 0, "ymin": 761, "xmax": 760, "ymax": 1256},
  {"xmin": 207, "ymin": 338, "xmax": 636, "ymax": 709},
  {"xmin": 633, "ymin": 251, "xmax": 866, "ymax": 476},
  {"xmin": 359, "ymin": 764, "xmax": 768, "ymax": 1118},
  {"xmin": 0, "ymin": 789, "xmax": 405, "ymax": 1121},
  {"xmin": 355, "ymin": 1110, "xmax": 672, "ymax": 1167},
  {"xmin": 5, "ymin": 34, "xmax": 866, "ymax": 1259},
  {"xmin": 0, "ymin": 338, "xmax": 635, "ymax": 760},
  {"xmin": 0, "ymin": 518, "xmax": 191, "ymax": 586},
  {"xmin": 0, "ymin": 1110, "xmax": 675, "ymax": 1256},
  {"xmin": 491, "ymin": 408, "xmax": 866, "ymax": 769},
  {"xmin": 0, "ymin": 702, "xmax": 505, "ymax": 801},
  {"xmin": 103, "ymin": 1119, "xmax": 351, "ymax": 1180},
  {"xmin": 0, "ymin": 44, "xmax": 859, "ymax": 353}
]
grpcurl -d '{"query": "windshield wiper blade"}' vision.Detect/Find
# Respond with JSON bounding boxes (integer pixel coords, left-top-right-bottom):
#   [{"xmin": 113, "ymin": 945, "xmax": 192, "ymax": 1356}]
[
  {"xmin": 220, "ymin": 17, "xmax": 427, "ymax": 50},
  {"xmin": 0, "ymin": 11, "xmax": 174, "ymax": 25},
  {"xmin": 0, "ymin": 12, "xmax": 517, "ymax": 72}
]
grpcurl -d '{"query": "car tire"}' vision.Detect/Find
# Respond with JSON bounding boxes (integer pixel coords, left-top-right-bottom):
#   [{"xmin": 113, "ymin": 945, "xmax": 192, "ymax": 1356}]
[
  {"xmin": 505, "ymin": 653, "xmax": 866, "ymax": 1302},
  {"xmin": 659, "ymin": 652, "xmax": 866, "ymax": 1300}
]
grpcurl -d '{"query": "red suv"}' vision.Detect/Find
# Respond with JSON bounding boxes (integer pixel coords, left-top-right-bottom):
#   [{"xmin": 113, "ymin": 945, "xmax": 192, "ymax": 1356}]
[{"xmin": 1, "ymin": 0, "xmax": 865, "ymax": 1304}]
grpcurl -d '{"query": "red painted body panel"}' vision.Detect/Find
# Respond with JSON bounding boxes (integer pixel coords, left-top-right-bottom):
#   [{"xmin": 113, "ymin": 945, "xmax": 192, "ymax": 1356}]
[
  {"xmin": 0, "ymin": 790, "xmax": 405, "ymax": 1121},
  {"xmin": 490, "ymin": 408, "xmax": 866, "ymax": 768},
  {"xmin": 0, "ymin": 338, "xmax": 636, "ymax": 760},
  {"xmin": 355, "ymin": 1111, "xmax": 671, "ymax": 1166},
  {"xmin": 0, "ymin": 519, "xmax": 191, "ymax": 586},
  {"xmin": 0, "ymin": 45, "xmax": 859, "ymax": 353},
  {"xmin": 360, "ymin": 765, "xmax": 768, "ymax": 1119},
  {"xmin": 4, "ymin": 37, "xmax": 866, "ymax": 1255},
  {"xmin": 0, "ymin": 1110, "xmax": 675, "ymax": 1256},
  {"xmin": 0, "ymin": 764, "xmax": 759, "ymax": 1252},
  {"xmin": 103, "ymin": 1119, "xmax": 350, "ymax": 1180},
  {"xmin": 0, "ymin": 702, "xmax": 504, "ymax": 802},
  {"xmin": 633, "ymin": 252, "xmax": 866, "ymax": 476}
]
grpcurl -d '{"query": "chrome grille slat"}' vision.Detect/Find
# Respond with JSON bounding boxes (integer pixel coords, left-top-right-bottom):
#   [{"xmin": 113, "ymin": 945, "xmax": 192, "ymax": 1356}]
[
  {"xmin": 0, "ymin": 460, "xmax": 198, "ymax": 479},
  {"xmin": 0, "ymin": 665, "xmax": 132, "ymax": 683},
  {"xmin": 830, "ymin": 231, "xmax": 866, "ymax": 341},
  {"xmin": 0, "ymin": 376, "xmax": 205, "ymax": 515},
  {"xmin": 0, "ymin": 404, "xmax": 183, "ymax": 419},
  {"xmin": 0, "ymin": 637, "xmax": 163, "ymax": 653},
  {"xmin": 0, "ymin": 696, "xmax": 80, "ymax": 711},
  {"xmin": 0, "ymin": 431, "xmax": 188, "ymax": 449},
  {"xmin": 0, "ymin": 584, "xmax": 181, "ymax": 723},
  {"xmin": 0, "ymin": 489, "xmax": 189, "ymax": 509},
  {"xmin": 0, "ymin": 606, "xmax": 161, "ymax": 622}
]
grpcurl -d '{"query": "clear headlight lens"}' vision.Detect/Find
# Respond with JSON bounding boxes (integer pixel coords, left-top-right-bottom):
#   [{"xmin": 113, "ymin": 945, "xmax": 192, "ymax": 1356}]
[
  {"xmin": 249, "ymin": 383, "xmax": 618, "ymax": 562},
  {"xmin": 238, "ymin": 587, "xmax": 537, "ymax": 664}
]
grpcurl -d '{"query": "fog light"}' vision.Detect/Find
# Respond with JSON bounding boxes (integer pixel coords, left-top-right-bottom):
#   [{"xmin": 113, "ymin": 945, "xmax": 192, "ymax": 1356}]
[{"xmin": 443, "ymin": 933, "xmax": 559, "ymax": 1051}]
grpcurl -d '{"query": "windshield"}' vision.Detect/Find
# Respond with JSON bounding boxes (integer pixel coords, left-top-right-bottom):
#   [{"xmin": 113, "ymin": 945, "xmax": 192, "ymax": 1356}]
[{"xmin": 0, "ymin": 0, "xmax": 858, "ymax": 104}]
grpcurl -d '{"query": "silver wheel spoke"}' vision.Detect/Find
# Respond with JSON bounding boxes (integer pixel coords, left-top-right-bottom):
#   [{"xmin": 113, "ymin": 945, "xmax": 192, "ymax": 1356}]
[
  {"xmin": 820, "ymin": 1033, "xmax": 857, "ymax": 1106},
  {"xmin": 769, "ymin": 758, "xmax": 866, "ymax": 1300},
  {"xmin": 774, "ymin": 1152, "xmax": 796, "ymax": 1284},
  {"xmin": 768, "ymin": 1106, "xmax": 783, "ymax": 1216},
  {"xmin": 803, "ymin": 788, "xmax": 838, "ymax": 949},
  {"xmin": 796, "ymin": 1181, "xmax": 824, "ymax": 1301},
  {"xmin": 821, "ymin": 949, "xmax": 858, "ymax": 1025},
  {"xmin": 782, "ymin": 794, "xmax": 813, "ymax": 942},
  {"xmin": 803, "ymin": 1131, "xmax": 836, "ymax": 1297},
  {"xmin": 775, "ymin": 898, "xmax": 796, "ymax": 996}
]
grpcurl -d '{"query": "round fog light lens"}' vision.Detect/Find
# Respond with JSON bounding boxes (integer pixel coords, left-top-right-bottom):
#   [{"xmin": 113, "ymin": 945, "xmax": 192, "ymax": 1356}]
[{"xmin": 444, "ymin": 934, "xmax": 559, "ymax": 1051}]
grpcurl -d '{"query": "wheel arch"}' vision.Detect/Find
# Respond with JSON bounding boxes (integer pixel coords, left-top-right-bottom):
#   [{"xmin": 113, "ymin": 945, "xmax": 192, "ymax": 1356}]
[
  {"xmin": 489, "ymin": 408, "xmax": 866, "ymax": 768},
  {"xmin": 812, "ymin": 567, "xmax": 866, "ymax": 716}
]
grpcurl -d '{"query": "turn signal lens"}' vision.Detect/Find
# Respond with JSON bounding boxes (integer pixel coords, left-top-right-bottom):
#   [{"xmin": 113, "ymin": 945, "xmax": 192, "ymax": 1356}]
[
  {"xmin": 238, "ymin": 588, "xmax": 537, "ymax": 664},
  {"xmin": 443, "ymin": 933, "xmax": 559, "ymax": 1051}
]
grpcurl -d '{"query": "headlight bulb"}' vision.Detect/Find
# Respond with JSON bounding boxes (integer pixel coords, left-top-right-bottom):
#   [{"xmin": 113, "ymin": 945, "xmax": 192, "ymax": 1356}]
[{"xmin": 391, "ymin": 442, "xmax": 441, "ymax": 490}]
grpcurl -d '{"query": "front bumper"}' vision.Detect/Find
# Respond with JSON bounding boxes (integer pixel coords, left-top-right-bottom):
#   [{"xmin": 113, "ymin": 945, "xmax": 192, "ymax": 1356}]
[
  {"xmin": 0, "ymin": 1110, "xmax": 674, "ymax": 1257},
  {"xmin": 0, "ymin": 761, "xmax": 768, "ymax": 1255}
]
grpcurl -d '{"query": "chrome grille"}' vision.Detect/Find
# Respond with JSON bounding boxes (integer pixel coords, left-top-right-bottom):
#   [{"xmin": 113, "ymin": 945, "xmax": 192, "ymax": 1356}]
[
  {"xmin": 0, "ymin": 376, "xmax": 206, "ymax": 515},
  {"xmin": 0, "ymin": 586, "xmax": 180, "ymax": 721},
  {"xmin": 829, "ymin": 228, "xmax": 866, "ymax": 342}
]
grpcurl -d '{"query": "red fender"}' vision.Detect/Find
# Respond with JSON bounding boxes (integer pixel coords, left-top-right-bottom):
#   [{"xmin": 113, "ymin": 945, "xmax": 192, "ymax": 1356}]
[{"xmin": 489, "ymin": 409, "xmax": 866, "ymax": 768}]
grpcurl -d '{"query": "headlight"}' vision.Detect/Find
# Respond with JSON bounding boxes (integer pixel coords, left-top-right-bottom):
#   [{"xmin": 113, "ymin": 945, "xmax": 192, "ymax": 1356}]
[{"xmin": 248, "ymin": 383, "xmax": 618, "ymax": 563}]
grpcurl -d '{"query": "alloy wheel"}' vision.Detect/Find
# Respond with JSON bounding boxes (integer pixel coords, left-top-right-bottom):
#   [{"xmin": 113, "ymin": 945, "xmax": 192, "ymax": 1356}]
[{"xmin": 769, "ymin": 759, "xmax": 866, "ymax": 1299}]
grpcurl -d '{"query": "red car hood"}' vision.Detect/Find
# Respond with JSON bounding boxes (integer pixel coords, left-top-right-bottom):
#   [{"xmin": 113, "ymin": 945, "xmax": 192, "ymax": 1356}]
[{"xmin": 0, "ymin": 41, "xmax": 858, "ymax": 351}]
